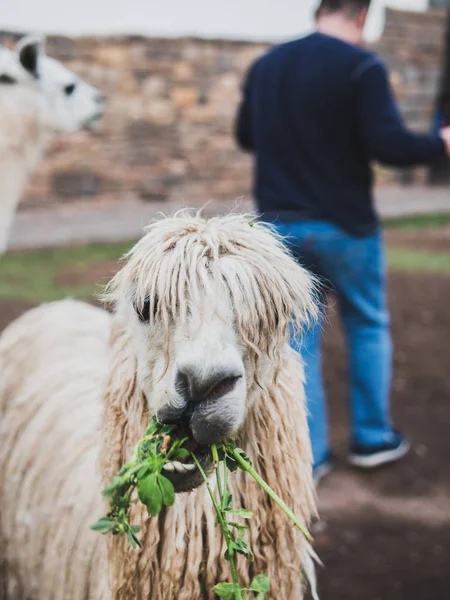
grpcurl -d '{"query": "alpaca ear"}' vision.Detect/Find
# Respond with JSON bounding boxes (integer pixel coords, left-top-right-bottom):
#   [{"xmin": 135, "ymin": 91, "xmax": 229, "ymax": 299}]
[
  {"xmin": 16, "ymin": 34, "xmax": 45, "ymax": 79},
  {"xmin": 0, "ymin": 43, "xmax": 20, "ymax": 85}
]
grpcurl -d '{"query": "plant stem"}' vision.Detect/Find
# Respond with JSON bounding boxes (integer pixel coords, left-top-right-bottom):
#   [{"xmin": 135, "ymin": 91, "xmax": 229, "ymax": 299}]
[
  {"xmin": 211, "ymin": 443, "xmax": 220, "ymax": 466},
  {"xmin": 190, "ymin": 452, "xmax": 243, "ymax": 600},
  {"xmin": 230, "ymin": 448, "xmax": 313, "ymax": 543},
  {"xmin": 222, "ymin": 456, "xmax": 228, "ymax": 510},
  {"xmin": 212, "ymin": 444, "xmax": 223, "ymax": 499},
  {"xmin": 217, "ymin": 452, "xmax": 240, "ymax": 594}
]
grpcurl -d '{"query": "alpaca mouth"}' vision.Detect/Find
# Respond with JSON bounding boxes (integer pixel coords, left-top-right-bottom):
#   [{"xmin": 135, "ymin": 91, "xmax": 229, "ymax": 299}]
[
  {"xmin": 83, "ymin": 112, "xmax": 103, "ymax": 130},
  {"xmin": 163, "ymin": 443, "xmax": 213, "ymax": 493}
]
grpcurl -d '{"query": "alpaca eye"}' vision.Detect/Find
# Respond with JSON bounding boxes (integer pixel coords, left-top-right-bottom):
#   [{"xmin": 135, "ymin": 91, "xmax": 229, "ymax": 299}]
[
  {"xmin": 64, "ymin": 83, "xmax": 76, "ymax": 96},
  {"xmin": 137, "ymin": 297, "xmax": 151, "ymax": 323}
]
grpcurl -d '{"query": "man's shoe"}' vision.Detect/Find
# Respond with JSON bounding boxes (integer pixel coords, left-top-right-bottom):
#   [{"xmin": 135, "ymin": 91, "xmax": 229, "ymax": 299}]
[{"xmin": 348, "ymin": 431, "xmax": 410, "ymax": 469}]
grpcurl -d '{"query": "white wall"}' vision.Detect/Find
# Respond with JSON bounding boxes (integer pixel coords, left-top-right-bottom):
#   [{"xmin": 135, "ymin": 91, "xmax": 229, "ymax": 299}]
[{"xmin": 1, "ymin": 0, "xmax": 430, "ymax": 42}]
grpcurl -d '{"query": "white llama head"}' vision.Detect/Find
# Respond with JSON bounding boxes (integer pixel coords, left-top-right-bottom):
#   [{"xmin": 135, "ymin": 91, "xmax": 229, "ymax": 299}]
[
  {"xmin": 0, "ymin": 34, "xmax": 104, "ymax": 133},
  {"xmin": 0, "ymin": 34, "xmax": 105, "ymax": 255},
  {"xmin": 107, "ymin": 212, "xmax": 318, "ymax": 491}
]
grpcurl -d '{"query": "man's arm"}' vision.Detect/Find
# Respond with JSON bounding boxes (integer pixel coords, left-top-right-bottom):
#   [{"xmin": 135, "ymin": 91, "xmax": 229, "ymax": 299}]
[
  {"xmin": 235, "ymin": 64, "xmax": 256, "ymax": 152},
  {"xmin": 355, "ymin": 58, "xmax": 448, "ymax": 166}
]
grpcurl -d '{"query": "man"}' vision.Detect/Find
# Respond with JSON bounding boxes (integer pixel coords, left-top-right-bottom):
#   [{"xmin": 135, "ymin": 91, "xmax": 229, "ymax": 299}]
[{"xmin": 235, "ymin": 0, "xmax": 450, "ymax": 482}]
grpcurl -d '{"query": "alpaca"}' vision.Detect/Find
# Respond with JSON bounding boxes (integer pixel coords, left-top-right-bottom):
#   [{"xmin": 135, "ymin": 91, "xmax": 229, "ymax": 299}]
[
  {"xmin": 0, "ymin": 34, "xmax": 104, "ymax": 254},
  {"xmin": 0, "ymin": 212, "xmax": 319, "ymax": 600}
]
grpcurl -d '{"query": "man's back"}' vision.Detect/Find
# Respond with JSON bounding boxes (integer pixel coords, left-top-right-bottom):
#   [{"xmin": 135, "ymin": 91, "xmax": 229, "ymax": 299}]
[{"xmin": 236, "ymin": 32, "xmax": 445, "ymax": 235}]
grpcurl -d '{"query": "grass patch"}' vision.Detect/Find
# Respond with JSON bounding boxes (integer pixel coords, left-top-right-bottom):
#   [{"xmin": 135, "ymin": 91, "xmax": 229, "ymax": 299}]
[
  {"xmin": 1, "ymin": 233, "xmax": 450, "ymax": 304},
  {"xmin": 384, "ymin": 213, "xmax": 450, "ymax": 230},
  {"xmin": 0, "ymin": 241, "xmax": 133, "ymax": 303},
  {"xmin": 387, "ymin": 247, "xmax": 450, "ymax": 274}
]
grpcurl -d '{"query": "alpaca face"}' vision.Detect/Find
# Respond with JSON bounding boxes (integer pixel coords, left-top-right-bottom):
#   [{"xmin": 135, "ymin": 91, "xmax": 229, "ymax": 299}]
[
  {"xmin": 152, "ymin": 294, "xmax": 248, "ymax": 445},
  {"xmin": 110, "ymin": 213, "xmax": 318, "ymax": 491},
  {"xmin": 139, "ymin": 290, "xmax": 247, "ymax": 427},
  {"xmin": 0, "ymin": 35, "xmax": 104, "ymax": 134},
  {"xmin": 131, "ymin": 292, "xmax": 248, "ymax": 491}
]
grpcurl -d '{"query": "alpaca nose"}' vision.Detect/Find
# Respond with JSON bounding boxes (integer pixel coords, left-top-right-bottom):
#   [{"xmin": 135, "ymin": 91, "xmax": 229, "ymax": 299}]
[
  {"xmin": 173, "ymin": 368, "xmax": 244, "ymax": 445},
  {"xmin": 156, "ymin": 370, "xmax": 242, "ymax": 429},
  {"xmin": 95, "ymin": 93, "xmax": 105, "ymax": 105},
  {"xmin": 175, "ymin": 370, "xmax": 241, "ymax": 407}
]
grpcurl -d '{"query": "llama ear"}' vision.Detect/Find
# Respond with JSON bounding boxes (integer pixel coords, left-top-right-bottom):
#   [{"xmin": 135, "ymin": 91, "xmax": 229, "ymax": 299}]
[
  {"xmin": 0, "ymin": 44, "xmax": 20, "ymax": 84},
  {"xmin": 16, "ymin": 34, "xmax": 46, "ymax": 79}
]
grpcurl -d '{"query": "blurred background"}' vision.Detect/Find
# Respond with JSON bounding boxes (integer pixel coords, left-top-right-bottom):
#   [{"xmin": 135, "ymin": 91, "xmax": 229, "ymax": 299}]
[
  {"xmin": 1, "ymin": 1, "xmax": 450, "ymax": 599},
  {"xmin": 2, "ymin": 0, "xmax": 449, "ymax": 236}
]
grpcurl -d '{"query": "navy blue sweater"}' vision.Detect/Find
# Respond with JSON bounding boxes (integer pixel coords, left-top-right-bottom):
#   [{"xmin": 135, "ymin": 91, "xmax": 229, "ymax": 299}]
[{"xmin": 236, "ymin": 33, "xmax": 446, "ymax": 236}]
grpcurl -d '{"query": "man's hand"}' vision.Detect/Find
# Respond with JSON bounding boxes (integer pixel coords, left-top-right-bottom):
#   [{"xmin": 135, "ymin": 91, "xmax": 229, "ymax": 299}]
[{"xmin": 439, "ymin": 126, "xmax": 450, "ymax": 156}]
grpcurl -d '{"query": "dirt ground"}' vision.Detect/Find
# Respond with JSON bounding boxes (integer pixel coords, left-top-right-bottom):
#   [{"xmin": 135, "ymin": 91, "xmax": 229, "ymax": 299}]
[
  {"xmin": 315, "ymin": 271, "xmax": 450, "ymax": 600},
  {"xmin": 385, "ymin": 225, "xmax": 450, "ymax": 253},
  {"xmin": 0, "ymin": 229, "xmax": 449, "ymax": 600}
]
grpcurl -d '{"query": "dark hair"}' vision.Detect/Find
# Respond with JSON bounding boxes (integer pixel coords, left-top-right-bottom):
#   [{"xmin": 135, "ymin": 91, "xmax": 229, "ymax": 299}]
[{"xmin": 315, "ymin": 0, "xmax": 371, "ymax": 18}]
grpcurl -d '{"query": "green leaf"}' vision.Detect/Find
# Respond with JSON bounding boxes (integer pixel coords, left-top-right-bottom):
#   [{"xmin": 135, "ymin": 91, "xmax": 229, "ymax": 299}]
[
  {"xmin": 101, "ymin": 528, "xmax": 115, "ymax": 535},
  {"xmin": 90, "ymin": 517, "xmax": 114, "ymax": 531},
  {"xmin": 228, "ymin": 522, "xmax": 248, "ymax": 539},
  {"xmin": 234, "ymin": 538, "xmax": 254, "ymax": 560},
  {"xmin": 155, "ymin": 422, "xmax": 177, "ymax": 437},
  {"xmin": 131, "ymin": 525, "xmax": 141, "ymax": 533},
  {"xmin": 127, "ymin": 530, "xmax": 138, "ymax": 548},
  {"xmin": 141, "ymin": 439, "xmax": 158, "ymax": 454},
  {"xmin": 158, "ymin": 475, "xmax": 175, "ymax": 507},
  {"xmin": 228, "ymin": 509, "xmax": 254, "ymax": 519},
  {"xmin": 138, "ymin": 474, "xmax": 162, "ymax": 516},
  {"xmin": 145, "ymin": 417, "xmax": 160, "ymax": 435},
  {"xmin": 103, "ymin": 475, "xmax": 131, "ymax": 498},
  {"xmin": 136, "ymin": 465, "xmax": 151, "ymax": 479},
  {"xmin": 212, "ymin": 582, "xmax": 239, "ymax": 599},
  {"xmin": 132, "ymin": 532, "xmax": 142, "ymax": 548},
  {"xmin": 221, "ymin": 491, "xmax": 233, "ymax": 510},
  {"xmin": 250, "ymin": 574, "xmax": 270, "ymax": 594},
  {"xmin": 176, "ymin": 448, "xmax": 190, "ymax": 459},
  {"xmin": 224, "ymin": 455, "xmax": 239, "ymax": 473}
]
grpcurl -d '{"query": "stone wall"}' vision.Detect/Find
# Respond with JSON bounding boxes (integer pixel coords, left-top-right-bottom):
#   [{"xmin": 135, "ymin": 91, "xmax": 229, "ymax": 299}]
[
  {"xmin": 1, "ymin": 33, "xmax": 266, "ymax": 212},
  {"xmin": 370, "ymin": 7, "xmax": 448, "ymax": 184},
  {"xmin": 2, "ymin": 6, "xmax": 448, "ymax": 213}
]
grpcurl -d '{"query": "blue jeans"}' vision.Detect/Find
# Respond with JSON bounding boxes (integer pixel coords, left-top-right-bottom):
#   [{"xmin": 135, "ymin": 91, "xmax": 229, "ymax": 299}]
[{"xmin": 275, "ymin": 221, "xmax": 394, "ymax": 468}]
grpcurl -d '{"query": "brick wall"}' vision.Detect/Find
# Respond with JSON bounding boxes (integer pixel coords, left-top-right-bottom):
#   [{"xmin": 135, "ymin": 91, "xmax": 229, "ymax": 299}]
[
  {"xmin": 2, "ymin": 6, "xmax": 448, "ymax": 213},
  {"xmin": 372, "ymin": 8, "xmax": 447, "ymax": 184}
]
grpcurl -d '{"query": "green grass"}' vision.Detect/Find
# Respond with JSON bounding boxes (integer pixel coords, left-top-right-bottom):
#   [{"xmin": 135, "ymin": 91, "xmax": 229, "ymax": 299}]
[
  {"xmin": 384, "ymin": 213, "xmax": 450, "ymax": 230},
  {"xmin": 1, "ymin": 226, "xmax": 450, "ymax": 305},
  {"xmin": 0, "ymin": 241, "xmax": 133, "ymax": 303},
  {"xmin": 386, "ymin": 247, "xmax": 450, "ymax": 274}
]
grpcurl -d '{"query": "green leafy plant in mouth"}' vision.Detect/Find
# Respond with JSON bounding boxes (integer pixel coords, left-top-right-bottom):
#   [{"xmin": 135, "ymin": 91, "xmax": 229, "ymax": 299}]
[
  {"xmin": 92, "ymin": 417, "xmax": 314, "ymax": 599},
  {"xmin": 90, "ymin": 417, "xmax": 185, "ymax": 547}
]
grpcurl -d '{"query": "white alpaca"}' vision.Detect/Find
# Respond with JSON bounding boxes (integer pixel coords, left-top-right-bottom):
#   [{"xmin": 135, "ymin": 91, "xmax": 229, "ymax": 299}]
[
  {"xmin": 0, "ymin": 34, "xmax": 104, "ymax": 254},
  {"xmin": 0, "ymin": 213, "xmax": 319, "ymax": 600}
]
